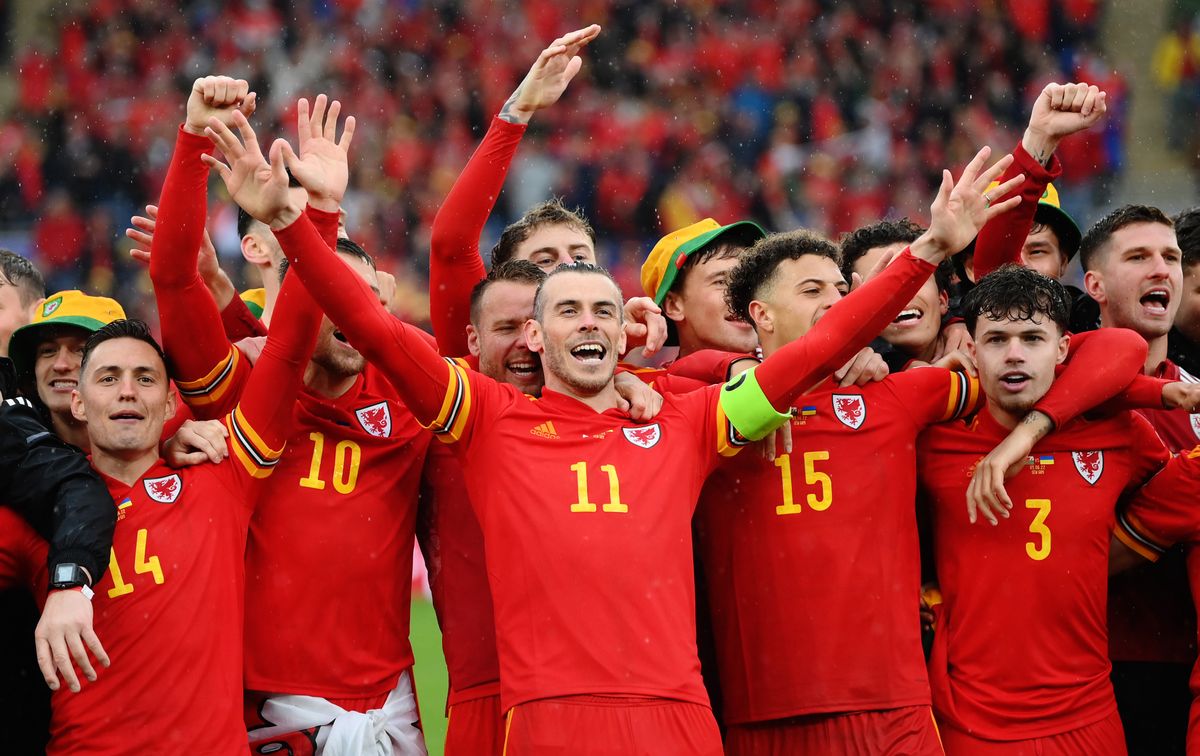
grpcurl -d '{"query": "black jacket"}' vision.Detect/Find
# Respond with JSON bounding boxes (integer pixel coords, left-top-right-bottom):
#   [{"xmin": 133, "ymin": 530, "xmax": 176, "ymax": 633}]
[{"xmin": 1, "ymin": 358, "xmax": 115, "ymax": 585}]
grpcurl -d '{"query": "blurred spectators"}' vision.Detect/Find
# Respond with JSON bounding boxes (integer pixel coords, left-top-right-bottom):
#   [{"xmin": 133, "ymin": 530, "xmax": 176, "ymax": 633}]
[{"xmin": 3, "ymin": 0, "xmax": 1117, "ymax": 322}]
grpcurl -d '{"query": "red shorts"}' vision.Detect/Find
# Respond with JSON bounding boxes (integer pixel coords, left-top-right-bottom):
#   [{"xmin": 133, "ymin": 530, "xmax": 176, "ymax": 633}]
[
  {"xmin": 446, "ymin": 694, "xmax": 505, "ymax": 756},
  {"xmin": 939, "ymin": 711, "xmax": 1126, "ymax": 755},
  {"xmin": 501, "ymin": 695, "xmax": 722, "ymax": 756},
  {"xmin": 725, "ymin": 705, "xmax": 944, "ymax": 756}
]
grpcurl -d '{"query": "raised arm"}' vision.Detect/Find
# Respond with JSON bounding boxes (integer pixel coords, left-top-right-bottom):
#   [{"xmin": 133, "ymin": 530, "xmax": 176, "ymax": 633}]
[
  {"xmin": 973, "ymin": 82, "xmax": 1107, "ymax": 280},
  {"xmin": 748, "ymin": 148, "xmax": 1022, "ymax": 417},
  {"xmin": 150, "ymin": 76, "xmax": 258, "ymax": 418},
  {"xmin": 429, "ymin": 25, "xmax": 600, "ymax": 354},
  {"xmin": 206, "ymin": 104, "xmax": 453, "ymax": 426}
]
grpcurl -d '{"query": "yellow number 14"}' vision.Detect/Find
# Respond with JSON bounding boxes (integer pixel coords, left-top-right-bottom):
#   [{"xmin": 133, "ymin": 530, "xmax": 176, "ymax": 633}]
[{"xmin": 107, "ymin": 528, "xmax": 164, "ymax": 599}]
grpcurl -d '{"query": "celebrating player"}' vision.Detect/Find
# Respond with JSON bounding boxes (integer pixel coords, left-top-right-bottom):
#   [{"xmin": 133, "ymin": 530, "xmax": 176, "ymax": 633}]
[{"xmin": 919, "ymin": 266, "xmax": 1180, "ymax": 754}]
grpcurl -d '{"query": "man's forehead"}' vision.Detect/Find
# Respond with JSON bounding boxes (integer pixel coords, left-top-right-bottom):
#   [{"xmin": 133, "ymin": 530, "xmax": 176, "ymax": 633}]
[
  {"xmin": 979, "ymin": 311, "xmax": 1054, "ymax": 331},
  {"xmin": 1111, "ymin": 222, "xmax": 1179, "ymax": 253},
  {"xmin": 544, "ymin": 271, "xmax": 619, "ymax": 302},
  {"xmin": 86, "ymin": 338, "xmax": 165, "ymax": 371},
  {"xmin": 481, "ymin": 280, "xmax": 536, "ymax": 314},
  {"xmin": 778, "ymin": 254, "xmax": 843, "ymax": 282},
  {"xmin": 36, "ymin": 325, "xmax": 90, "ymax": 349}
]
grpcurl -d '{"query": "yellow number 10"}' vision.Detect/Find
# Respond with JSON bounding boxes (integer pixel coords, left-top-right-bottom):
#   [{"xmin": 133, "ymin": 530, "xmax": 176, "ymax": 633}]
[
  {"xmin": 570, "ymin": 461, "xmax": 628, "ymax": 513},
  {"xmin": 774, "ymin": 451, "xmax": 833, "ymax": 515},
  {"xmin": 299, "ymin": 432, "xmax": 362, "ymax": 494},
  {"xmin": 1026, "ymin": 498, "xmax": 1052, "ymax": 561},
  {"xmin": 107, "ymin": 528, "xmax": 164, "ymax": 599}
]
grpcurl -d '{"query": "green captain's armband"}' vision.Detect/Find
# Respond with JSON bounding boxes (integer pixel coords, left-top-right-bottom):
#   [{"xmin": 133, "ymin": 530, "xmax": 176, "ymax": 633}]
[{"xmin": 718, "ymin": 366, "xmax": 793, "ymax": 442}]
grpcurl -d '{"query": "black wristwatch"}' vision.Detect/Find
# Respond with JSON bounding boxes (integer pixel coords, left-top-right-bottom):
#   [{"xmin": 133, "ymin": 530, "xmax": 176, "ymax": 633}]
[{"xmin": 50, "ymin": 563, "xmax": 91, "ymax": 591}]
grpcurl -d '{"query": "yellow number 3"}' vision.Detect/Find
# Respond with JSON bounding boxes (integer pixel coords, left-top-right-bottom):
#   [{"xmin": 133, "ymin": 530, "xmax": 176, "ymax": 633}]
[{"xmin": 1026, "ymin": 498, "xmax": 1051, "ymax": 561}]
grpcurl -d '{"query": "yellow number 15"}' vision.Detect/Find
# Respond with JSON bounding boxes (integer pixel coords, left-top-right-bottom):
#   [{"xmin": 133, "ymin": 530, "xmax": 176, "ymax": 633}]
[{"xmin": 775, "ymin": 451, "xmax": 833, "ymax": 515}]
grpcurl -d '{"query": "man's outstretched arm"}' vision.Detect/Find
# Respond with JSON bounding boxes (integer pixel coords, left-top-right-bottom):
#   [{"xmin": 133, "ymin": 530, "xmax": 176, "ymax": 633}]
[{"xmin": 429, "ymin": 25, "xmax": 600, "ymax": 354}]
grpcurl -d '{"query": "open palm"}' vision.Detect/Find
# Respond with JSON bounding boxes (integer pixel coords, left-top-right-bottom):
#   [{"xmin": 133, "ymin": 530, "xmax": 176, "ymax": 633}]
[
  {"xmin": 280, "ymin": 94, "xmax": 356, "ymax": 207},
  {"xmin": 202, "ymin": 110, "xmax": 290, "ymax": 224},
  {"xmin": 512, "ymin": 25, "xmax": 601, "ymax": 114},
  {"xmin": 926, "ymin": 147, "xmax": 1024, "ymax": 257}
]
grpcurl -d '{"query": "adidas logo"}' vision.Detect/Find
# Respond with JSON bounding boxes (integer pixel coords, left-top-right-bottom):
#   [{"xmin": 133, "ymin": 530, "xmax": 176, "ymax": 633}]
[{"xmin": 530, "ymin": 421, "xmax": 559, "ymax": 440}]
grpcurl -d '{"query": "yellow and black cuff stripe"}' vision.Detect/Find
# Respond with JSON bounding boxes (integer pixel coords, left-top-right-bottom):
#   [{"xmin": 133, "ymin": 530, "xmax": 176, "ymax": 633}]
[
  {"xmin": 942, "ymin": 371, "xmax": 981, "ymax": 422},
  {"xmin": 421, "ymin": 357, "xmax": 473, "ymax": 444},
  {"xmin": 226, "ymin": 405, "xmax": 285, "ymax": 479},
  {"xmin": 175, "ymin": 346, "xmax": 242, "ymax": 407},
  {"xmin": 1114, "ymin": 510, "xmax": 1169, "ymax": 563}
]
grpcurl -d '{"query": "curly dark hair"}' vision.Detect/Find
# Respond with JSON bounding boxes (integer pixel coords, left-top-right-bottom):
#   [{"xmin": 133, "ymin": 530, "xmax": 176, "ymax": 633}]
[
  {"xmin": 838, "ymin": 218, "xmax": 953, "ymax": 294},
  {"xmin": 725, "ymin": 230, "xmax": 840, "ymax": 323},
  {"xmin": 963, "ymin": 265, "xmax": 1070, "ymax": 335},
  {"xmin": 0, "ymin": 250, "xmax": 46, "ymax": 308},
  {"xmin": 1078, "ymin": 204, "xmax": 1174, "ymax": 272},
  {"xmin": 491, "ymin": 199, "xmax": 596, "ymax": 267},
  {"xmin": 469, "ymin": 259, "xmax": 547, "ymax": 325}
]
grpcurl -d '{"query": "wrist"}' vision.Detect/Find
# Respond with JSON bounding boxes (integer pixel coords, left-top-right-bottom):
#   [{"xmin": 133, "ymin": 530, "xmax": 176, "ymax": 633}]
[
  {"xmin": 269, "ymin": 204, "xmax": 304, "ymax": 231},
  {"xmin": 910, "ymin": 233, "xmax": 949, "ymax": 264},
  {"xmin": 182, "ymin": 120, "xmax": 207, "ymax": 137},
  {"xmin": 306, "ymin": 196, "xmax": 340, "ymax": 214},
  {"xmin": 51, "ymin": 585, "xmax": 95, "ymax": 600},
  {"xmin": 1021, "ymin": 128, "xmax": 1059, "ymax": 166}
]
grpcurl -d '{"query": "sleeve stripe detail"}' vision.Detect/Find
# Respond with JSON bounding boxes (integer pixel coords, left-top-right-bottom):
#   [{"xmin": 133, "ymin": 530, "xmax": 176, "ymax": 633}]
[
  {"xmin": 175, "ymin": 346, "xmax": 240, "ymax": 405},
  {"xmin": 716, "ymin": 403, "xmax": 750, "ymax": 457},
  {"xmin": 941, "ymin": 371, "xmax": 983, "ymax": 422},
  {"xmin": 225, "ymin": 406, "xmax": 284, "ymax": 478},
  {"xmin": 421, "ymin": 358, "xmax": 472, "ymax": 444},
  {"xmin": 1115, "ymin": 510, "xmax": 1169, "ymax": 561}
]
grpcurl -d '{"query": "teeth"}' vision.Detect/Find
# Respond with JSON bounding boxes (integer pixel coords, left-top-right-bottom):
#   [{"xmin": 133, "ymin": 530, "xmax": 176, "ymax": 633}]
[
  {"xmin": 571, "ymin": 344, "xmax": 605, "ymax": 360},
  {"xmin": 893, "ymin": 309, "xmax": 921, "ymax": 323}
]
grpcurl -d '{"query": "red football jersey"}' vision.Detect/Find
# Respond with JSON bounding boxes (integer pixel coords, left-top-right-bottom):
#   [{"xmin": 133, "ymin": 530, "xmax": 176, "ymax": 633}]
[
  {"xmin": 236, "ymin": 363, "xmax": 431, "ymax": 699},
  {"xmin": 918, "ymin": 408, "xmax": 1169, "ymax": 740},
  {"xmin": 0, "ymin": 508, "xmax": 48, "ymax": 601},
  {"xmin": 1108, "ymin": 359, "xmax": 1199, "ymax": 664},
  {"xmin": 47, "ymin": 456, "xmax": 265, "ymax": 754},
  {"xmin": 418, "ymin": 432, "xmax": 500, "ymax": 707},
  {"xmin": 697, "ymin": 368, "xmax": 981, "ymax": 724},
  {"xmin": 427, "ymin": 362, "xmax": 747, "ymax": 711}
]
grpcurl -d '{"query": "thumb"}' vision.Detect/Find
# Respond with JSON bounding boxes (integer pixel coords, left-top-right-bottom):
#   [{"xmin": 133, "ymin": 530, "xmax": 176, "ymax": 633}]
[{"xmin": 270, "ymin": 139, "xmax": 291, "ymax": 177}]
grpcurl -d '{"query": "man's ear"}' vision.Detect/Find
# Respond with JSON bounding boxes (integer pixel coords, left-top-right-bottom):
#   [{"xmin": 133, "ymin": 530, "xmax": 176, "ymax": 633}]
[
  {"xmin": 524, "ymin": 319, "xmax": 545, "ymax": 354},
  {"xmin": 241, "ymin": 233, "xmax": 270, "ymax": 266},
  {"xmin": 1083, "ymin": 270, "xmax": 1106, "ymax": 305},
  {"xmin": 1057, "ymin": 331, "xmax": 1071, "ymax": 365},
  {"xmin": 938, "ymin": 289, "xmax": 949, "ymax": 316},
  {"xmin": 747, "ymin": 300, "xmax": 771, "ymax": 335},
  {"xmin": 466, "ymin": 324, "xmax": 481, "ymax": 357},
  {"xmin": 662, "ymin": 291, "xmax": 685, "ymax": 324},
  {"xmin": 70, "ymin": 389, "xmax": 86, "ymax": 423},
  {"xmin": 165, "ymin": 389, "xmax": 178, "ymax": 421}
]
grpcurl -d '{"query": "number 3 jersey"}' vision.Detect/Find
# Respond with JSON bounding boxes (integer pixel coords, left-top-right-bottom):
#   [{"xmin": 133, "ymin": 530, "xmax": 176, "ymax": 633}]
[
  {"xmin": 48, "ymin": 457, "xmax": 265, "ymax": 755},
  {"xmin": 695, "ymin": 367, "xmax": 980, "ymax": 725},
  {"xmin": 917, "ymin": 409, "xmax": 1168, "ymax": 740},
  {"xmin": 425, "ymin": 362, "xmax": 748, "ymax": 712}
]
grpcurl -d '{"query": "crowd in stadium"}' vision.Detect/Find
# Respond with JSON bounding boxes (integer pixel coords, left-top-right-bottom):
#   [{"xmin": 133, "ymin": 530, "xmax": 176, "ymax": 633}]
[{"xmin": 3, "ymin": 3, "xmax": 1200, "ymax": 756}]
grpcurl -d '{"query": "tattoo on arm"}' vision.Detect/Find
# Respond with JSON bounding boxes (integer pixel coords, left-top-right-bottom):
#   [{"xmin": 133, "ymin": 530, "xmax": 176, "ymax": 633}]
[{"xmin": 498, "ymin": 91, "xmax": 523, "ymax": 125}]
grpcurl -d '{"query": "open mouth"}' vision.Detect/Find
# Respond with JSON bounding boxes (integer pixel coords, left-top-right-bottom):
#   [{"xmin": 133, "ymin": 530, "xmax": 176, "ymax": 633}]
[
  {"xmin": 1140, "ymin": 288, "xmax": 1171, "ymax": 315},
  {"xmin": 333, "ymin": 330, "xmax": 349, "ymax": 344},
  {"xmin": 569, "ymin": 342, "xmax": 607, "ymax": 363},
  {"xmin": 48, "ymin": 379, "xmax": 77, "ymax": 392},
  {"xmin": 891, "ymin": 308, "xmax": 923, "ymax": 326},
  {"xmin": 997, "ymin": 371, "xmax": 1031, "ymax": 392},
  {"xmin": 109, "ymin": 409, "xmax": 145, "ymax": 424},
  {"xmin": 507, "ymin": 358, "xmax": 539, "ymax": 377}
]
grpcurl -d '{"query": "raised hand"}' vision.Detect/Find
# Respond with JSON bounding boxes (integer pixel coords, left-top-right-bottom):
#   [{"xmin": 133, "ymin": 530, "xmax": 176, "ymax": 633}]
[
  {"xmin": 201, "ymin": 111, "xmax": 297, "ymax": 229},
  {"xmin": 913, "ymin": 147, "xmax": 1024, "ymax": 262},
  {"xmin": 499, "ymin": 24, "xmax": 601, "ymax": 125},
  {"xmin": 1023, "ymin": 82, "xmax": 1107, "ymax": 164},
  {"xmin": 127, "ymin": 204, "xmax": 237, "ymax": 308},
  {"xmin": 277, "ymin": 94, "xmax": 356, "ymax": 212},
  {"xmin": 184, "ymin": 75, "xmax": 257, "ymax": 137}
]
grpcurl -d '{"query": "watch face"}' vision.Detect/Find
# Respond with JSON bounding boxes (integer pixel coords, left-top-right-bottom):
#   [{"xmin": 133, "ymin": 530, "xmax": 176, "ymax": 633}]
[{"xmin": 54, "ymin": 564, "xmax": 75, "ymax": 583}]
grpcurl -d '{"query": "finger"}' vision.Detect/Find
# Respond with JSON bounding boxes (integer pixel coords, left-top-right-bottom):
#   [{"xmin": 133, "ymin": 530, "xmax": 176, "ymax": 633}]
[
  {"xmin": 1069, "ymin": 83, "xmax": 1088, "ymax": 112},
  {"xmin": 185, "ymin": 432, "xmax": 223, "ymax": 463},
  {"xmin": 972, "ymin": 153, "xmax": 1015, "ymax": 193},
  {"xmin": 983, "ymin": 195, "xmax": 1022, "ymax": 222},
  {"xmin": 338, "ymin": 115, "xmax": 356, "ymax": 151},
  {"xmin": 563, "ymin": 55, "xmax": 584, "ymax": 84},
  {"xmin": 81, "ymin": 627, "xmax": 109, "ymax": 669},
  {"xmin": 231, "ymin": 109, "xmax": 261, "ymax": 155},
  {"xmin": 1080, "ymin": 85, "xmax": 1098, "ymax": 116},
  {"xmin": 296, "ymin": 97, "xmax": 310, "ymax": 147},
  {"xmin": 310, "ymin": 94, "xmax": 328, "ymax": 139},
  {"xmin": 615, "ymin": 393, "xmax": 630, "ymax": 413},
  {"xmin": 1048, "ymin": 84, "xmax": 1066, "ymax": 109},
  {"xmin": 625, "ymin": 322, "xmax": 648, "ymax": 340},
  {"xmin": 763, "ymin": 430, "xmax": 777, "ymax": 462},
  {"xmin": 125, "ymin": 228, "xmax": 152, "ymax": 248},
  {"xmin": 66, "ymin": 632, "xmax": 97, "ymax": 683},
  {"xmin": 130, "ymin": 214, "xmax": 156, "ymax": 232},
  {"xmin": 214, "ymin": 77, "xmax": 229, "ymax": 105},
  {"xmin": 50, "ymin": 635, "xmax": 80, "ymax": 693},
  {"xmin": 240, "ymin": 91, "xmax": 258, "ymax": 118},
  {"xmin": 1095, "ymin": 91, "xmax": 1107, "ymax": 114},
  {"xmin": 268, "ymin": 138, "xmax": 288, "ymax": 182},
  {"xmin": 278, "ymin": 139, "xmax": 301, "ymax": 173},
  {"xmin": 129, "ymin": 249, "xmax": 151, "ymax": 265},
  {"xmin": 995, "ymin": 477, "xmax": 1014, "ymax": 512},
  {"xmin": 204, "ymin": 118, "xmax": 242, "ymax": 159},
  {"xmin": 174, "ymin": 450, "xmax": 209, "ymax": 466},
  {"xmin": 199, "ymin": 152, "xmax": 233, "ymax": 184},
  {"xmin": 325, "ymin": 100, "xmax": 341, "ymax": 142},
  {"xmin": 988, "ymin": 172, "xmax": 1025, "ymax": 202},
  {"xmin": 643, "ymin": 318, "xmax": 667, "ymax": 356},
  {"xmin": 958, "ymin": 145, "xmax": 992, "ymax": 187},
  {"xmin": 231, "ymin": 78, "xmax": 250, "ymax": 105},
  {"xmin": 201, "ymin": 76, "xmax": 214, "ymax": 102},
  {"xmin": 966, "ymin": 478, "xmax": 979, "ymax": 524},
  {"xmin": 35, "ymin": 637, "xmax": 59, "ymax": 691},
  {"xmin": 781, "ymin": 419, "xmax": 793, "ymax": 454}
]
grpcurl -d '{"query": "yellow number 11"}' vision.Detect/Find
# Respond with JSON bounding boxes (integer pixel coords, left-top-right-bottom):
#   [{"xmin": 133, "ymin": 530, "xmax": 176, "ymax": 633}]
[{"xmin": 570, "ymin": 461, "xmax": 628, "ymax": 513}]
